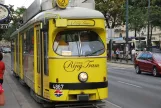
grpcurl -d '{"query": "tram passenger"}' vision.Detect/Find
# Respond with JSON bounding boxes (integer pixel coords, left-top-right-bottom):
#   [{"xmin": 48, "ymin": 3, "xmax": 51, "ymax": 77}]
[
  {"xmin": 0, "ymin": 53, "xmax": 5, "ymax": 85},
  {"xmin": 54, "ymin": 33, "xmax": 69, "ymax": 55},
  {"xmin": 80, "ymin": 33, "xmax": 92, "ymax": 55}
]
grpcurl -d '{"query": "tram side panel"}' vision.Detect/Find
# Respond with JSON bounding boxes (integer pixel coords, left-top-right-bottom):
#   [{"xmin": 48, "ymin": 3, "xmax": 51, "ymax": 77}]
[
  {"xmin": 14, "ymin": 36, "xmax": 18, "ymax": 75},
  {"xmin": 19, "ymin": 35, "xmax": 23, "ymax": 80},
  {"xmin": 11, "ymin": 38, "xmax": 16, "ymax": 73},
  {"xmin": 23, "ymin": 28, "xmax": 35, "ymax": 90}
]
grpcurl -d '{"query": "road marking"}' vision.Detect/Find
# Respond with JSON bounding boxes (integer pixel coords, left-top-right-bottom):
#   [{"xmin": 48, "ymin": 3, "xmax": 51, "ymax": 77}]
[
  {"xmin": 104, "ymin": 100, "xmax": 122, "ymax": 108},
  {"xmin": 118, "ymin": 81, "xmax": 142, "ymax": 88},
  {"xmin": 109, "ymin": 67, "xmax": 126, "ymax": 70}
]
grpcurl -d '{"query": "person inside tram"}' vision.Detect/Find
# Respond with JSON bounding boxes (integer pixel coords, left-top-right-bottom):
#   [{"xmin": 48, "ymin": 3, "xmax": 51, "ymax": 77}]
[
  {"xmin": 80, "ymin": 33, "xmax": 92, "ymax": 55},
  {"xmin": 53, "ymin": 33, "xmax": 69, "ymax": 55}
]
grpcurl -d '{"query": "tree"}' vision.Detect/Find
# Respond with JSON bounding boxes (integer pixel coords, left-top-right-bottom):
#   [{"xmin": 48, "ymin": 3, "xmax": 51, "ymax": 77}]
[
  {"xmin": 150, "ymin": 5, "xmax": 161, "ymax": 27},
  {"xmin": 129, "ymin": 0, "xmax": 161, "ymax": 48},
  {"xmin": 95, "ymin": 0, "xmax": 125, "ymax": 28},
  {"xmin": 128, "ymin": 6, "xmax": 147, "ymax": 37}
]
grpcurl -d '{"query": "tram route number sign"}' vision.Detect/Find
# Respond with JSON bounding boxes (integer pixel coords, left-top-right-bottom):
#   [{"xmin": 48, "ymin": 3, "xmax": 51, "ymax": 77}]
[{"xmin": 0, "ymin": 24, "xmax": 9, "ymax": 29}]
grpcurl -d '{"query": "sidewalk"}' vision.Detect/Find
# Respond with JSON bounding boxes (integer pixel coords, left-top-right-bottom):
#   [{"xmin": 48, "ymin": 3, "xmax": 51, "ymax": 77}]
[
  {"xmin": 1, "ymin": 76, "xmax": 21, "ymax": 108},
  {"xmin": 109, "ymin": 59, "xmax": 134, "ymax": 65},
  {"xmin": 1, "ymin": 58, "xmax": 32, "ymax": 108}
]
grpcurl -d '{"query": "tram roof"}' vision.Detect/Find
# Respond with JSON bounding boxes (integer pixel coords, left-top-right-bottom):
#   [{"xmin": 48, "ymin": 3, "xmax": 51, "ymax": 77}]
[{"xmin": 10, "ymin": 7, "xmax": 104, "ymax": 38}]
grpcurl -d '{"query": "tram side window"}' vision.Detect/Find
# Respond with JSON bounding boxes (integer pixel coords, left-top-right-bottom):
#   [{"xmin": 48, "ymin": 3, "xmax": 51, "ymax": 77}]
[
  {"xmin": 23, "ymin": 33, "xmax": 27, "ymax": 53},
  {"xmin": 26, "ymin": 28, "xmax": 34, "ymax": 54},
  {"xmin": 29, "ymin": 28, "xmax": 34, "ymax": 54},
  {"xmin": 53, "ymin": 30, "xmax": 105, "ymax": 56}
]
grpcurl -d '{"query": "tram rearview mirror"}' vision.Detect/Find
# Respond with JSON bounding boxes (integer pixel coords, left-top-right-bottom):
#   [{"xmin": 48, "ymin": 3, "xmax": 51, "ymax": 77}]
[{"xmin": 56, "ymin": 19, "xmax": 67, "ymax": 27}]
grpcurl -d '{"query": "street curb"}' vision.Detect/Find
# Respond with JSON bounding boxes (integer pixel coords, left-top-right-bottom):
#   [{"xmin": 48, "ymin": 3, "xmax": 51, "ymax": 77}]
[
  {"xmin": 5, "ymin": 64, "xmax": 33, "ymax": 108},
  {"xmin": 108, "ymin": 61, "xmax": 134, "ymax": 65}
]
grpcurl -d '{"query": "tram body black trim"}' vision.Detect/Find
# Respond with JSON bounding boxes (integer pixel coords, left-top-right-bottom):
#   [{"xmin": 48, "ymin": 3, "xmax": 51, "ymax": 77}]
[{"xmin": 49, "ymin": 81, "xmax": 108, "ymax": 90}]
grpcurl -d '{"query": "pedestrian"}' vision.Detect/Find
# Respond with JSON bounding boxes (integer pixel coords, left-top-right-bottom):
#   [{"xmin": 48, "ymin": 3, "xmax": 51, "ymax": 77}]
[
  {"xmin": 143, "ymin": 48, "xmax": 146, "ymax": 52},
  {"xmin": 0, "ymin": 52, "xmax": 5, "ymax": 85},
  {"xmin": 116, "ymin": 48, "xmax": 120, "ymax": 61},
  {"xmin": 131, "ymin": 48, "xmax": 136, "ymax": 62}
]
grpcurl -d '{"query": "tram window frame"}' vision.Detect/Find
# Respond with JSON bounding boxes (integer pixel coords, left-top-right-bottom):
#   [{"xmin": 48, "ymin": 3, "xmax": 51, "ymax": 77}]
[
  {"xmin": 29, "ymin": 28, "xmax": 34, "ymax": 55},
  {"xmin": 36, "ymin": 29, "xmax": 40, "ymax": 74},
  {"xmin": 43, "ymin": 31, "xmax": 49, "ymax": 76},
  {"xmin": 53, "ymin": 30, "xmax": 105, "ymax": 56}
]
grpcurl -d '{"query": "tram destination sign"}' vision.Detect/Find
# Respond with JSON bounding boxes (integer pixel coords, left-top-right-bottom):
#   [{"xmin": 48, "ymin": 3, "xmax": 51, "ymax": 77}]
[
  {"xmin": 0, "ymin": 24, "xmax": 9, "ymax": 29},
  {"xmin": 0, "ymin": 4, "xmax": 9, "ymax": 22},
  {"xmin": 67, "ymin": 20, "xmax": 95, "ymax": 26}
]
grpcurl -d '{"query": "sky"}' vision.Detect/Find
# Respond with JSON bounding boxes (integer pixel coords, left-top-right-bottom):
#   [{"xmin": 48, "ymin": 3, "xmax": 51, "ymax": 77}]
[{"xmin": 5, "ymin": 0, "xmax": 35, "ymax": 9}]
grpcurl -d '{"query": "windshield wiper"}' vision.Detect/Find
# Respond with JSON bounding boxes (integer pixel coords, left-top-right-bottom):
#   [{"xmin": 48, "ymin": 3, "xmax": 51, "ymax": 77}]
[{"xmin": 85, "ymin": 48, "xmax": 105, "ymax": 56}]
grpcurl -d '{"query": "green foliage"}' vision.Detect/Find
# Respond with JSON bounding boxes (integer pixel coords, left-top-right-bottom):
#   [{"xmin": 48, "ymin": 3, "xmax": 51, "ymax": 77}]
[
  {"xmin": 0, "ymin": 30, "xmax": 5, "ymax": 41},
  {"xmin": 150, "ymin": 6, "xmax": 161, "ymax": 27},
  {"xmin": 128, "ymin": 0, "xmax": 161, "ymax": 36},
  {"xmin": 95, "ymin": 0, "xmax": 125, "ymax": 28},
  {"xmin": 128, "ymin": 6, "xmax": 147, "ymax": 35}
]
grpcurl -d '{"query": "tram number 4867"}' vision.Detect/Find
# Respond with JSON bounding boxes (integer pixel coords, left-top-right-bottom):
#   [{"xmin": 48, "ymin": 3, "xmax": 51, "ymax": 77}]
[{"xmin": 0, "ymin": 24, "xmax": 9, "ymax": 29}]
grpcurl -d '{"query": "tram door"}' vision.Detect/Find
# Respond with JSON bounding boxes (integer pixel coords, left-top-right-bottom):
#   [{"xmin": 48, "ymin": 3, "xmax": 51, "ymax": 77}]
[{"xmin": 36, "ymin": 25, "xmax": 44, "ymax": 96}]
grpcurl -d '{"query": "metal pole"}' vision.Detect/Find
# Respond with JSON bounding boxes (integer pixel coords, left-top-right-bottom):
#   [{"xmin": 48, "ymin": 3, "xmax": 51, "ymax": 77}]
[
  {"xmin": 147, "ymin": 0, "xmax": 150, "ymax": 51},
  {"xmin": 125, "ymin": 0, "xmax": 129, "ymax": 62},
  {"xmin": 126, "ymin": 0, "xmax": 129, "ymax": 45},
  {"xmin": 110, "ymin": 29, "xmax": 112, "ymax": 60}
]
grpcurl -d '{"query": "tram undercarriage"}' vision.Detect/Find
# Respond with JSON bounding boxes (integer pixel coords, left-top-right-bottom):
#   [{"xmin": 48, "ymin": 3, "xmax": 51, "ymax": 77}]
[
  {"xmin": 30, "ymin": 88, "xmax": 106, "ymax": 108},
  {"xmin": 42, "ymin": 101, "xmax": 106, "ymax": 108}
]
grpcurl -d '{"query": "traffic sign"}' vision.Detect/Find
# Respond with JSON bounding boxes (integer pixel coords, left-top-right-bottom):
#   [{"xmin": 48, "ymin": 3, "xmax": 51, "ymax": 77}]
[{"xmin": 0, "ymin": 24, "xmax": 9, "ymax": 29}]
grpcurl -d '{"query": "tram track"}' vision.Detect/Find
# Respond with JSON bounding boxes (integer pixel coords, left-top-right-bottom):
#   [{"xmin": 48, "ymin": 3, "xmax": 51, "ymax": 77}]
[{"xmin": 42, "ymin": 100, "xmax": 106, "ymax": 108}]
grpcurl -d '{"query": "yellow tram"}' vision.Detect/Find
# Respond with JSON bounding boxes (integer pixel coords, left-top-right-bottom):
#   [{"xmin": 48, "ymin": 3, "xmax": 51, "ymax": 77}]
[{"xmin": 10, "ymin": 0, "xmax": 108, "ymax": 107}]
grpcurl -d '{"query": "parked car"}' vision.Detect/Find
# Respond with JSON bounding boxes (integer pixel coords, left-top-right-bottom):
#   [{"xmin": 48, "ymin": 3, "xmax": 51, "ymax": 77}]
[
  {"xmin": 2, "ymin": 47, "xmax": 11, "ymax": 53},
  {"xmin": 134, "ymin": 51, "xmax": 161, "ymax": 77}
]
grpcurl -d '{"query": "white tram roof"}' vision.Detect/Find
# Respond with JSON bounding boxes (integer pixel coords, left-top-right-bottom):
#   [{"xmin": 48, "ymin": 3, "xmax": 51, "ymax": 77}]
[{"xmin": 10, "ymin": 7, "xmax": 104, "ymax": 38}]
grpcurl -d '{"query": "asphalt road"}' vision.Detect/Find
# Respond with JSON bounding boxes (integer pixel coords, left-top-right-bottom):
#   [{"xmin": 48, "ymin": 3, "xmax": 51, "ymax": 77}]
[
  {"xmin": 107, "ymin": 63, "xmax": 161, "ymax": 108},
  {"xmin": 4, "ymin": 53, "xmax": 161, "ymax": 108},
  {"xmin": 3, "ymin": 54, "xmax": 118, "ymax": 108}
]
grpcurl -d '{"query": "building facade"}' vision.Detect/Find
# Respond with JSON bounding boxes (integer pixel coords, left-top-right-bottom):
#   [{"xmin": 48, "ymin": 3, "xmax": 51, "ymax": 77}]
[{"xmin": 106, "ymin": 25, "xmax": 161, "ymax": 47}]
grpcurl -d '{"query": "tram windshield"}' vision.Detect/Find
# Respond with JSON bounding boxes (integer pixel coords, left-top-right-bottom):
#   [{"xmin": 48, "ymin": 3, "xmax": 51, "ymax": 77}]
[{"xmin": 53, "ymin": 30, "xmax": 105, "ymax": 56}]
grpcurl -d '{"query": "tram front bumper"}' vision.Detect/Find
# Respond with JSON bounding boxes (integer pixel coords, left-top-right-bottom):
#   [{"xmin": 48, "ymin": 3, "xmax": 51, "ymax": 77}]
[{"xmin": 50, "ymin": 88, "xmax": 108, "ymax": 101}]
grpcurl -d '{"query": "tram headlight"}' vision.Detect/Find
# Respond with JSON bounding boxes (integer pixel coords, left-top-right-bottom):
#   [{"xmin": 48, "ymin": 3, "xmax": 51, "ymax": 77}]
[{"xmin": 78, "ymin": 72, "xmax": 88, "ymax": 82}]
